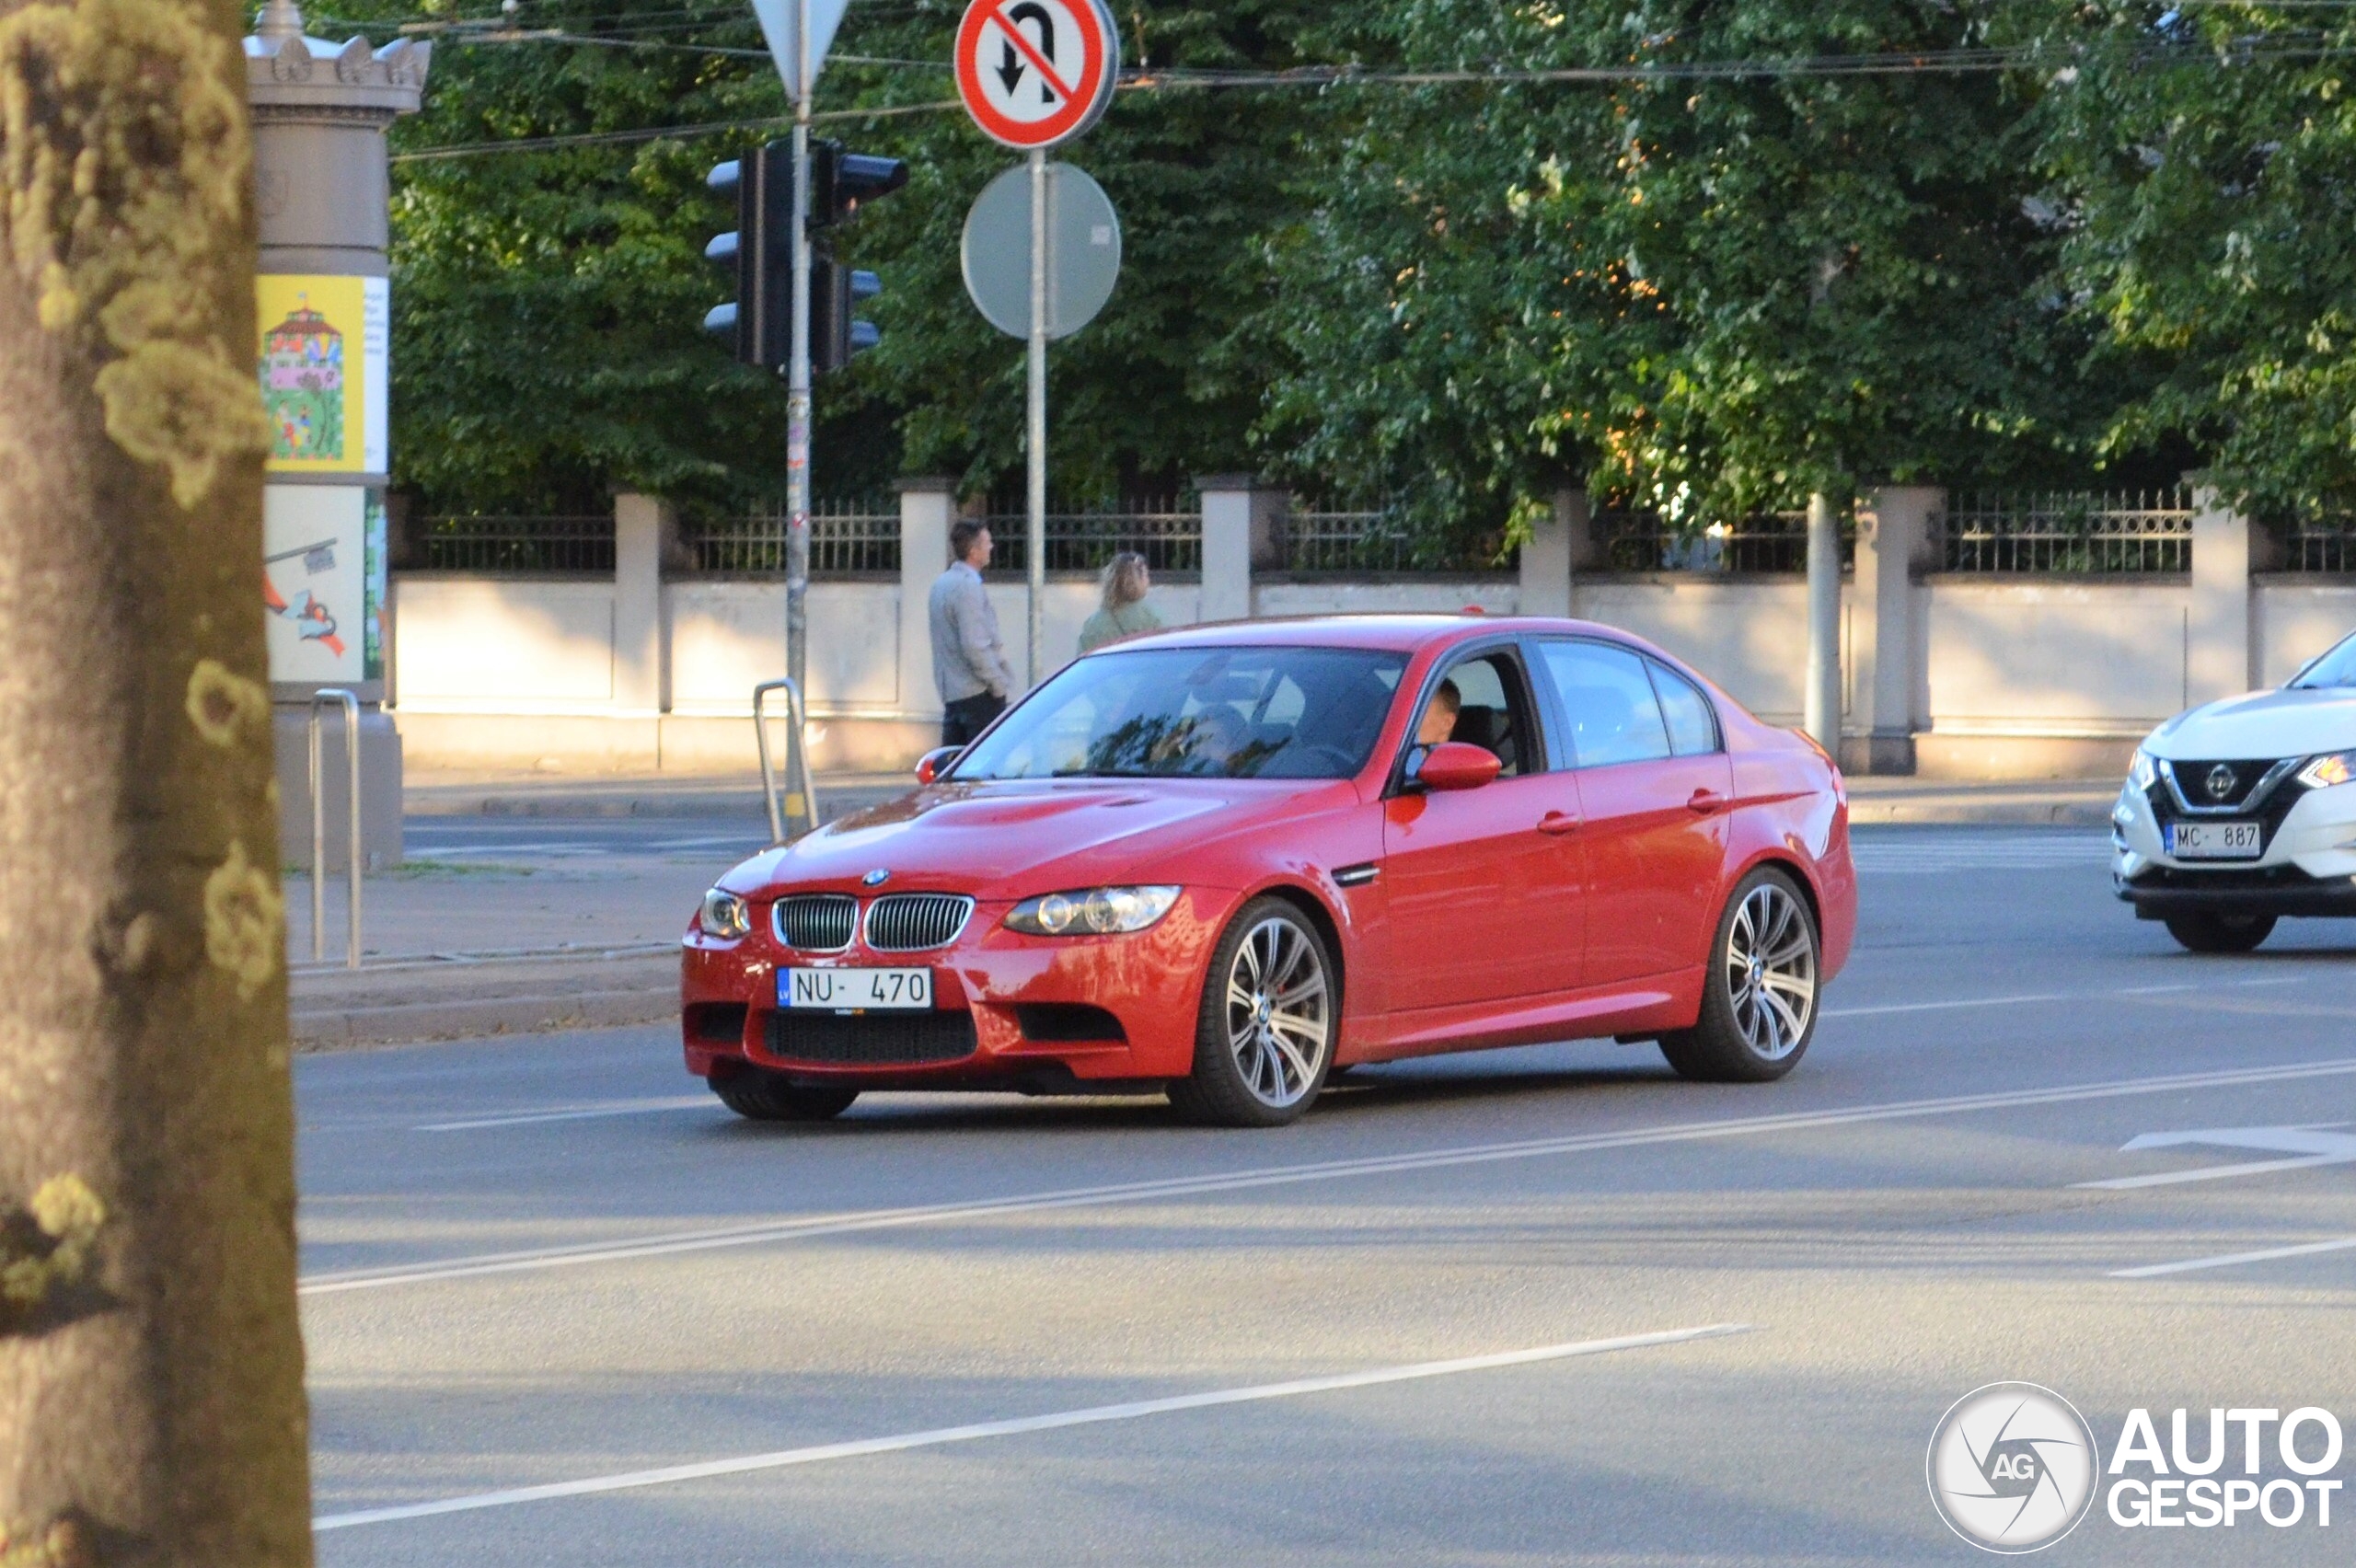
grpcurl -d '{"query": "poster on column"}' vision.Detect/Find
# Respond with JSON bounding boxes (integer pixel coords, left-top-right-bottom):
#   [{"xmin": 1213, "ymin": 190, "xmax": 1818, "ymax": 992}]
[
  {"xmin": 263, "ymin": 487, "xmax": 367, "ymax": 686},
  {"xmin": 256, "ymin": 273, "xmax": 389, "ymax": 476}
]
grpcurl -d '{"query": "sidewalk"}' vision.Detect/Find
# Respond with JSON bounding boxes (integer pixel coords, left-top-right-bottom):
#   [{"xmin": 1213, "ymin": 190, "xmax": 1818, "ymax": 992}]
[{"xmin": 1842, "ymin": 774, "xmax": 2118, "ymax": 827}]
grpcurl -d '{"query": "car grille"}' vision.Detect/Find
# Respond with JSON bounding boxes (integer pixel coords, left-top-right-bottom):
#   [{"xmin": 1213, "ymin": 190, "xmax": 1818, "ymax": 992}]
[
  {"xmin": 2145, "ymin": 760, "xmax": 2306, "ymax": 857},
  {"xmin": 773, "ymin": 894, "xmax": 857, "ymax": 951},
  {"xmin": 2161, "ymin": 757, "xmax": 2293, "ymax": 813},
  {"xmin": 767, "ymin": 1009, "xmax": 977, "ymax": 1065},
  {"xmin": 863, "ymin": 894, "xmax": 975, "ymax": 952}
]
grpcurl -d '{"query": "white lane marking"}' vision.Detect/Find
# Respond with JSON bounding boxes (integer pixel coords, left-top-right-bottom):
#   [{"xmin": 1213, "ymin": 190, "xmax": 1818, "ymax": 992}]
[
  {"xmin": 298, "ymin": 1056, "xmax": 2356, "ymax": 1297},
  {"xmin": 2073, "ymin": 1124, "xmax": 2356, "ymax": 1190},
  {"xmin": 2112, "ymin": 1237, "xmax": 2356, "ymax": 1279},
  {"xmin": 1822, "ymin": 974, "xmax": 2300, "ymax": 1020},
  {"xmin": 418, "ymin": 1096, "xmax": 717, "ymax": 1133},
  {"xmin": 311, "ymin": 1321, "xmax": 1750, "ymax": 1531}
]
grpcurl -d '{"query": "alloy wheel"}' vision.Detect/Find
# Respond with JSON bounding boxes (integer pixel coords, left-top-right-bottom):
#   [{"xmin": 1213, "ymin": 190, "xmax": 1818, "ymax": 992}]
[
  {"xmin": 1222, "ymin": 915, "xmax": 1331, "ymax": 1108},
  {"xmin": 1724, "ymin": 882, "xmax": 1817, "ymax": 1061}
]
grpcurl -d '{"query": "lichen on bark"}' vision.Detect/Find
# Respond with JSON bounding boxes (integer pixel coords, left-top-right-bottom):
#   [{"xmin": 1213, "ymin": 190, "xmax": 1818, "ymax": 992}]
[
  {"xmin": 184, "ymin": 656, "xmax": 267, "ymax": 748},
  {"xmin": 0, "ymin": 0, "xmax": 271, "ymax": 506},
  {"xmin": 0, "ymin": 1176, "xmax": 106, "ymax": 1332},
  {"xmin": 202, "ymin": 839, "xmax": 281, "ymax": 997}
]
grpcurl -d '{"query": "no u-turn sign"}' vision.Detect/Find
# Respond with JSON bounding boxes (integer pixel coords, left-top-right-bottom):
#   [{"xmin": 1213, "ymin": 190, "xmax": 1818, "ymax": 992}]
[{"xmin": 954, "ymin": 0, "xmax": 1120, "ymax": 150}]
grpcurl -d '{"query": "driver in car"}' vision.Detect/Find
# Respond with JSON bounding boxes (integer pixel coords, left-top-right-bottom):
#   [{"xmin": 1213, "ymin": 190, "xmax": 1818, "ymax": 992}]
[{"xmin": 1414, "ymin": 678, "xmax": 1462, "ymax": 751}]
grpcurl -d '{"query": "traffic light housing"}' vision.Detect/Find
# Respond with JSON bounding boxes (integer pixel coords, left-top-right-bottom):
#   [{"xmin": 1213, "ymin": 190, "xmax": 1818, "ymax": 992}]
[
  {"xmin": 810, "ymin": 140, "xmax": 905, "ymax": 374},
  {"xmin": 703, "ymin": 139, "xmax": 905, "ymax": 375},
  {"xmin": 703, "ymin": 142, "xmax": 792, "ymax": 370}
]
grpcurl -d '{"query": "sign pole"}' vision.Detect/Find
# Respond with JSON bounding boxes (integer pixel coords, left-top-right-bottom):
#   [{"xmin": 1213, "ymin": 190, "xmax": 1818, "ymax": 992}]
[
  {"xmin": 786, "ymin": 0, "xmax": 814, "ymax": 701},
  {"xmin": 1026, "ymin": 147, "xmax": 1048, "ymax": 687}
]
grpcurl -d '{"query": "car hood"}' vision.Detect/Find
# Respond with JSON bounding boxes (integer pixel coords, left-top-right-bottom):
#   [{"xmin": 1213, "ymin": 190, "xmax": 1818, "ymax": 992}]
[
  {"xmin": 721, "ymin": 778, "xmax": 1325, "ymax": 900},
  {"xmin": 2148, "ymin": 686, "xmax": 2356, "ymax": 760}
]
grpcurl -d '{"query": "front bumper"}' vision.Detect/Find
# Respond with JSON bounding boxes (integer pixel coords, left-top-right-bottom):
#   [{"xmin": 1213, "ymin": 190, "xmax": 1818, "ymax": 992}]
[
  {"xmin": 679, "ymin": 887, "xmax": 1235, "ymax": 1088},
  {"xmin": 2112, "ymin": 770, "xmax": 2356, "ymax": 918}
]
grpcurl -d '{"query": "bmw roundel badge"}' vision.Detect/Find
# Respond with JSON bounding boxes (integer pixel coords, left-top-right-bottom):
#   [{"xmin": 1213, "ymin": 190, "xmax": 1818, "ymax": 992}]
[{"xmin": 861, "ymin": 868, "xmax": 891, "ymax": 887}]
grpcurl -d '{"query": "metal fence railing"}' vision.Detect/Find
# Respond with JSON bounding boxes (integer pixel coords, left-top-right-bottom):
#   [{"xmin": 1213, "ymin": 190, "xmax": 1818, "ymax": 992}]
[
  {"xmin": 687, "ymin": 502, "xmax": 899, "ymax": 574},
  {"xmin": 1277, "ymin": 508, "xmax": 1510, "ymax": 572},
  {"xmin": 984, "ymin": 502, "xmax": 1201, "ymax": 574},
  {"xmin": 1592, "ymin": 510, "xmax": 1840, "ymax": 573},
  {"xmin": 417, "ymin": 515, "xmax": 614, "ymax": 572},
  {"xmin": 1936, "ymin": 490, "xmax": 2193, "ymax": 573},
  {"xmin": 2284, "ymin": 515, "xmax": 2356, "ymax": 573}
]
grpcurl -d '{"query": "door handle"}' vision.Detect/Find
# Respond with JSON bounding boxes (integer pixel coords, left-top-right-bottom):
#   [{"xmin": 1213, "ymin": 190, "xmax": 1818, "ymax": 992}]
[
  {"xmin": 1538, "ymin": 812, "xmax": 1581, "ymax": 836},
  {"xmin": 1688, "ymin": 789, "xmax": 1725, "ymax": 815}
]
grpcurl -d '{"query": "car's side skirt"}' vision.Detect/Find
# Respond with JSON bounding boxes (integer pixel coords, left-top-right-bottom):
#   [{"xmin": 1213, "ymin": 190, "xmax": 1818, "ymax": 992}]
[{"xmin": 1345, "ymin": 968, "xmax": 1705, "ymax": 1065}]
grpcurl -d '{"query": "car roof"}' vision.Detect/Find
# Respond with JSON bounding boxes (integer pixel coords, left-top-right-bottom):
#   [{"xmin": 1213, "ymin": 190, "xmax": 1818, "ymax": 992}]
[{"xmin": 1101, "ymin": 614, "xmax": 1660, "ymax": 657}]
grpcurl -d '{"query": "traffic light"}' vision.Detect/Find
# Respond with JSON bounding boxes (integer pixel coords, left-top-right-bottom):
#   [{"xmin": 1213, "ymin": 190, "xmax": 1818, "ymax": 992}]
[
  {"xmin": 703, "ymin": 142, "xmax": 791, "ymax": 369},
  {"xmin": 702, "ymin": 139, "xmax": 904, "ymax": 375},
  {"xmin": 808, "ymin": 140, "xmax": 906, "ymax": 374}
]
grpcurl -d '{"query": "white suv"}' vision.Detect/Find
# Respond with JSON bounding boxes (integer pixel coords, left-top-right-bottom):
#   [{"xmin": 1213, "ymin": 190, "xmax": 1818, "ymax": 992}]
[{"xmin": 2113, "ymin": 630, "xmax": 2356, "ymax": 951}]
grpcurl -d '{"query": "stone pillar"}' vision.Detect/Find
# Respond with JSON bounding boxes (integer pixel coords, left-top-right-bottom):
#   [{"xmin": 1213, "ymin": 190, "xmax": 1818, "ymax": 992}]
[
  {"xmin": 1851, "ymin": 487, "xmax": 1941, "ymax": 774},
  {"xmin": 1519, "ymin": 488, "xmax": 1587, "ymax": 617},
  {"xmin": 898, "ymin": 478, "xmax": 956, "ymax": 721},
  {"xmin": 251, "ymin": 0, "xmax": 426, "ymax": 869},
  {"xmin": 2189, "ymin": 488, "xmax": 2257, "ymax": 702},
  {"xmin": 1196, "ymin": 475, "xmax": 1281, "ymax": 623},
  {"xmin": 613, "ymin": 494, "xmax": 673, "ymax": 715}
]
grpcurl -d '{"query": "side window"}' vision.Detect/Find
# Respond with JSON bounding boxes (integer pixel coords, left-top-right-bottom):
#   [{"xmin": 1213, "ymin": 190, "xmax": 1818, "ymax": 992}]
[
  {"xmin": 1535, "ymin": 640, "xmax": 1672, "ymax": 767},
  {"xmin": 1648, "ymin": 660, "xmax": 1721, "ymax": 756},
  {"xmin": 1411, "ymin": 651, "xmax": 1536, "ymax": 778}
]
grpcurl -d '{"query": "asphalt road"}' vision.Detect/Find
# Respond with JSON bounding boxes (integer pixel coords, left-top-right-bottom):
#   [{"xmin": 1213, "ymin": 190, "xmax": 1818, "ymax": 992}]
[{"xmin": 297, "ymin": 826, "xmax": 2356, "ymax": 1565}]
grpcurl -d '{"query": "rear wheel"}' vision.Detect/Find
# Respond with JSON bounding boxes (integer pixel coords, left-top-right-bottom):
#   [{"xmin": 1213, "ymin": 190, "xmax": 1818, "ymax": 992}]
[
  {"xmin": 2164, "ymin": 913, "xmax": 2276, "ymax": 954},
  {"xmin": 1169, "ymin": 898, "xmax": 1335, "ymax": 1127},
  {"xmin": 1659, "ymin": 868, "xmax": 1819, "ymax": 1084},
  {"xmin": 712, "ymin": 1071, "xmax": 859, "ymax": 1122}
]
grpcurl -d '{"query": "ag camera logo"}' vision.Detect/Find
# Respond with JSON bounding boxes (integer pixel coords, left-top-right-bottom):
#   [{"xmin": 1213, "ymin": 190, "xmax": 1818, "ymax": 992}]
[{"xmin": 1927, "ymin": 1382, "xmax": 2101, "ymax": 1552}]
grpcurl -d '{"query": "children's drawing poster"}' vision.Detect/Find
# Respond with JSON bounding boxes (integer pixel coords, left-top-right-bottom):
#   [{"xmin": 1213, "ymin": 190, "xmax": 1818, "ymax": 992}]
[
  {"xmin": 258, "ymin": 274, "xmax": 389, "ymax": 476},
  {"xmin": 263, "ymin": 486, "xmax": 366, "ymax": 686}
]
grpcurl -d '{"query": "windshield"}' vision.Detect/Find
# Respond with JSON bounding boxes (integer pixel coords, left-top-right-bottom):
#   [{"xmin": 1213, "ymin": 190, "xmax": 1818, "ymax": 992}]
[
  {"xmin": 2291, "ymin": 633, "xmax": 2356, "ymax": 689},
  {"xmin": 953, "ymin": 646, "xmax": 1409, "ymax": 780}
]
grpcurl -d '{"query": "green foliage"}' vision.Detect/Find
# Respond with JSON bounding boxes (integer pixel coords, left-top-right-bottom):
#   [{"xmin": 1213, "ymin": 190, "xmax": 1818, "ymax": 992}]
[{"xmin": 2029, "ymin": 3, "xmax": 2356, "ymax": 515}]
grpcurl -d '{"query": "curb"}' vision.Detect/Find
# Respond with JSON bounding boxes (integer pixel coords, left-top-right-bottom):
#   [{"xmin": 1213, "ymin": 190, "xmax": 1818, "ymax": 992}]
[
  {"xmin": 293, "ymin": 986, "xmax": 675, "ymax": 1050},
  {"xmin": 1847, "ymin": 801, "xmax": 2115, "ymax": 828}
]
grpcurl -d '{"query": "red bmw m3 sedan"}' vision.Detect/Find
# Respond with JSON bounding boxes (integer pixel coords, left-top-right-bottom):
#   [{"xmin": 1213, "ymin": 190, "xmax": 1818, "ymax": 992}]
[{"xmin": 681, "ymin": 616, "xmax": 1856, "ymax": 1127}]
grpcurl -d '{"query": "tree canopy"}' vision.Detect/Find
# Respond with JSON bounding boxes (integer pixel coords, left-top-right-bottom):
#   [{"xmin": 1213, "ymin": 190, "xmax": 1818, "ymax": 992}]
[{"xmin": 329, "ymin": 1, "xmax": 2356, "ymax": 535}]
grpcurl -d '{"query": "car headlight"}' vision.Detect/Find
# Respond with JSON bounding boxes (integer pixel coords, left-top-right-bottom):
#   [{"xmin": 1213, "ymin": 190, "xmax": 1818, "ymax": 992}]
[
  {"xmin": 2297, "ymin": 750, "xmax": 2356, "ymax": 790},
  {"xmin": 1004, "ymin": 885, "xmax": 1181, "ymax": 936},
  {"xmin": 2129, "ymin": 747, "xmax": 2159, "ymax": 791},
  {"xmin": 699, "ymin": 888, "xmax": 752, "ymax": 940}
]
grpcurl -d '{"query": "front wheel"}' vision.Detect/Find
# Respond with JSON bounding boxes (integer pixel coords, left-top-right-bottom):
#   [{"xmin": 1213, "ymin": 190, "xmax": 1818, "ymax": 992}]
[
  {"xmin": 1659, "ymin": 868, "xmax": 1820, "ymax": 1084},
  {"xmin": 1169, "ymin": 897, "xmax": 1335, "ymax": 1127},
  {"xmin": 2164, "ymin": 913, "xmax": 2275, "ymax": 954},
  {"xmin": 712, "ymin": 1071, "xmax": 859, "ymax": 1122}
]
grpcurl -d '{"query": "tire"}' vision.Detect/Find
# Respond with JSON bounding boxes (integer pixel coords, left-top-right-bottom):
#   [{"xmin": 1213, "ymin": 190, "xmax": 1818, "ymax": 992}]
[
  {"xmin": 1168, "ymin": 897, "xmax": 1336, "ymax": 1127},
  {"xmin": 712, "ymin": 1071, "xmax": 859, "ymax": 1122},
  {"xmin": 2164, "ymin": 913, "xmax": 2276, "ymax": 954},
  {"xmin": 1658, "ymin": 867, "xmax": 1820, "ymax": 1084}
]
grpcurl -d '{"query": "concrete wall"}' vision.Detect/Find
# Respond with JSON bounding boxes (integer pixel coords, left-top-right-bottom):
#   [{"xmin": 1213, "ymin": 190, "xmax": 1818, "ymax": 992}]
[{"xmin": 386, "ymin": 489, "xmax": 2356, "ymax": 780}]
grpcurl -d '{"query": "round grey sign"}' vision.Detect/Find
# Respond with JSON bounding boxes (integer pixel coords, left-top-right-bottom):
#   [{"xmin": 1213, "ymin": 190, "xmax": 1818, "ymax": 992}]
[{"xmin": 960, "ymin": 161, "xmax": 1122, "ymax": 340}]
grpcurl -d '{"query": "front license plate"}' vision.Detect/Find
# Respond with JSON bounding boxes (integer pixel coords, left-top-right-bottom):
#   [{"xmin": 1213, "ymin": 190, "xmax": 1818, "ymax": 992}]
[
  {"xmin": 780, "ymin": 967, "xmax": 932, "ymax": 1010},
  {"xmin": 2165, "ymin": 820, "xmax": 2264, "ymax": 860}
]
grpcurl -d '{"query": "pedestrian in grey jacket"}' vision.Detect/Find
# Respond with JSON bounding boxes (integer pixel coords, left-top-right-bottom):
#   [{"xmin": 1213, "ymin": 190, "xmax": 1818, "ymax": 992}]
[{"xmin": 930, "ymin": 519, "xmax": 1017, "ymax": 745}]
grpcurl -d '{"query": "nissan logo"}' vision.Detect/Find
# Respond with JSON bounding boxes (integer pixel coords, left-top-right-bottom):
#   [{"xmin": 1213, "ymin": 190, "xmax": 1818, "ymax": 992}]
[{"xmin": 2203, "ymin": 764, "xmax": 2238, "ymax": 801}]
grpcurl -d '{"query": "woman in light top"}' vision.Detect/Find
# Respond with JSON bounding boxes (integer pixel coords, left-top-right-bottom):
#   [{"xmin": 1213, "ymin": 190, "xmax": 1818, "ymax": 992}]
[{"xmin": 1077, "ymin": 551, "xmax": 1163, "ymax": 654}]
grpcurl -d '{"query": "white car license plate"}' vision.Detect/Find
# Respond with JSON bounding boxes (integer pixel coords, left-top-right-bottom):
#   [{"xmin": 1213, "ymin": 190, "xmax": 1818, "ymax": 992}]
[
  {"xmin": 780, "ymin": 967, "xmax": 932, "ymax": 1010},
  {"xmin": 2166, "ymin": 821, "xmax": 2263, "ymax": 860}
]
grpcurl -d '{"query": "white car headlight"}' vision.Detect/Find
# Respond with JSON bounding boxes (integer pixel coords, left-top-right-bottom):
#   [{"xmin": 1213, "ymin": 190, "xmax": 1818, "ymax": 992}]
[
  {"xmin": 2297, "ymin": 750, "xmax": 2356, "ymax": 790},
  {"xmin": 2129, "ymin": 747, "xmax": 2159, "ymax": 791},
  {"xmin": 699, "ymin": 888, "xmax": 753, "ymax": 940},
  {"xmin": 1004, "ymin": 885, "xmax": 1180, "ymax": 936}
]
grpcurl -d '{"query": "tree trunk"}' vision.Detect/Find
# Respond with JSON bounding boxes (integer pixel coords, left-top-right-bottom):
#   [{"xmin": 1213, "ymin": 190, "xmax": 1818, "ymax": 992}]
[{"xmin": 0, "ymin": 2, "xmax": 312, "ymax": 1565}]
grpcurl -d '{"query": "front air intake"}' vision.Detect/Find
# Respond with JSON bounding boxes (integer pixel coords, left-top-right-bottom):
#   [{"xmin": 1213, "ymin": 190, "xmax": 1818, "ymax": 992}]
[
  {"xmin": 773, "ymin": 894, "xmax": 858, "ymax": 951},
  {"xmin": 862, "ymin": 894, "xmax": 976, "ymax": 951}
]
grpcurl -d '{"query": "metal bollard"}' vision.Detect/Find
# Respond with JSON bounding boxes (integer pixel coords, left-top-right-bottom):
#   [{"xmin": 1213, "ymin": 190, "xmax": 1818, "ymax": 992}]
[
  {"xmin": 308, "ymin": 688, "xmax": 363, "ymax": 968},
  {"xmin": 752, "ymin": 677, "xmax": 821, "ymax": 845}
]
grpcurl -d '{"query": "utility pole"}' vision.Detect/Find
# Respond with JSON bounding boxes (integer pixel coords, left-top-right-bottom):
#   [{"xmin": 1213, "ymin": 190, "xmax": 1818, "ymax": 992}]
[
  {"xmin": 1804, "ymin": 490, "xmax": 1842, "ymax": 758},
  {"xmin": 786, "ymin": 0, "xmax": 814, "ymax": 698},
  {"xmin": 1026, "ymin": 147, "xmax": 1048, "ymax": 686}
]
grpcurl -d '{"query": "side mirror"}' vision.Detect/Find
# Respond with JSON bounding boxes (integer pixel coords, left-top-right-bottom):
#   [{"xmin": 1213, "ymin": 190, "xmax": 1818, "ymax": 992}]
[
  {"xmin": 915, "ymin": 745, "xmax": 963, "ymax": 785},
  {"xmin": 1415, "ymin": 741, "xmax": 1501, "ymax": 792}
]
